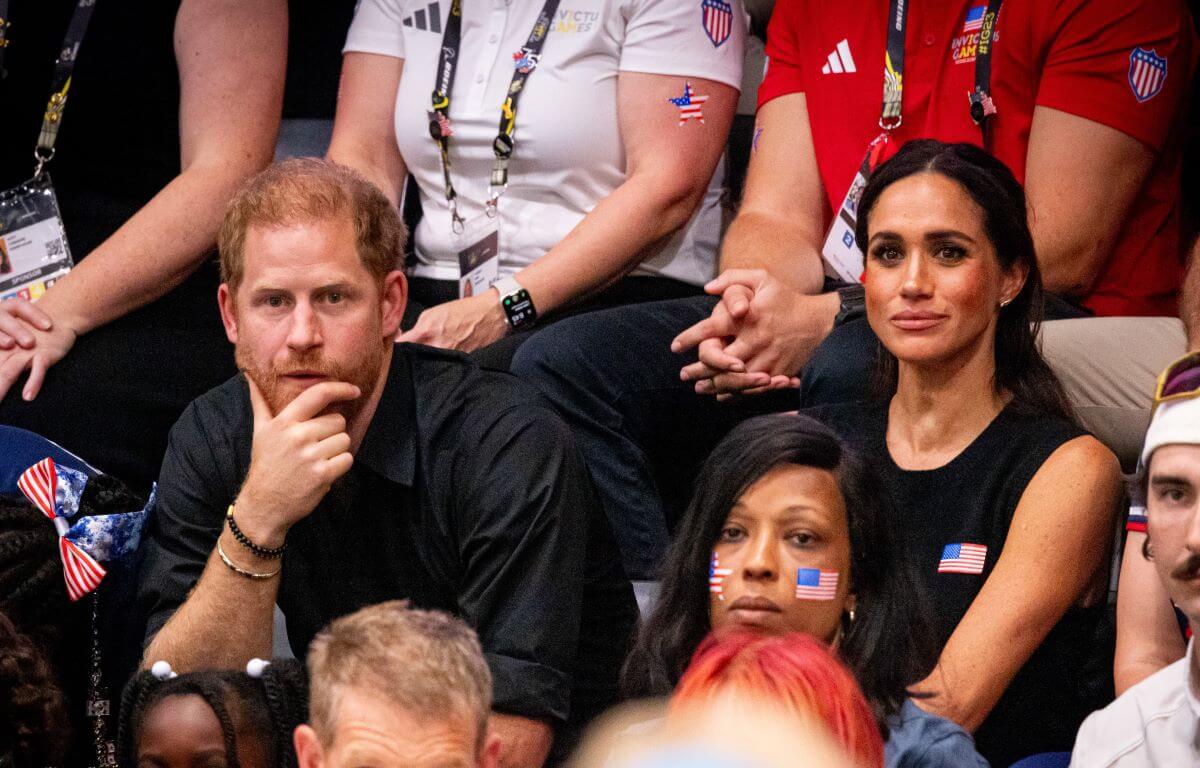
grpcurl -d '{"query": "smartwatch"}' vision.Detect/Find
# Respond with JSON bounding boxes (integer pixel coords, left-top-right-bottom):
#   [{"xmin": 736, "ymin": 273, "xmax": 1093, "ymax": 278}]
[
  {"xmin": 493, "ymin": 276, "xmax": 538, "ymax": 331},
  {"xmin": 834, "ymin": 284, "xmax": 866, "ymax": 327}
]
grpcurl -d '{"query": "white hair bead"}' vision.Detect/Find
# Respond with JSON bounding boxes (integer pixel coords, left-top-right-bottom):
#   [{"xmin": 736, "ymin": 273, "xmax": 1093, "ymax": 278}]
[
  {"xmin": 150, "ymin": 660, "xmax": 177, "ymax": 680},
  {"xmin": 246, "ymin": 658, "xmax": 271, "ymax": 678}
]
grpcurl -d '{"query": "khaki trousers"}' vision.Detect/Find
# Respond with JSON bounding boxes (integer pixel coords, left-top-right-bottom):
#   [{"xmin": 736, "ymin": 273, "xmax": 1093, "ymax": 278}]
[{"xmin": 1040, "ymin": 316, "xmax": 1188, "ymax": 471}]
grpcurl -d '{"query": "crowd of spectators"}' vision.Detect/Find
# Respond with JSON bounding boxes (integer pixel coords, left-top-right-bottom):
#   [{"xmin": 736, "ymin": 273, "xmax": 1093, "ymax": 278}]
[{"xmin": 1, "ymin": 0, "xmax": 1199, "ymax": 766}]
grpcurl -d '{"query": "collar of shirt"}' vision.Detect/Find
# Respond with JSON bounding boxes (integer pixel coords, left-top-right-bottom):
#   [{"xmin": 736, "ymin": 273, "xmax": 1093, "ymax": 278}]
[
  {"xmin": 353, "ymin": 348, "xmax": 418, "ymax": 486},
  {"xmin": 1185, "ymin": 638, "xmax": 1200, "ymax": 721}
]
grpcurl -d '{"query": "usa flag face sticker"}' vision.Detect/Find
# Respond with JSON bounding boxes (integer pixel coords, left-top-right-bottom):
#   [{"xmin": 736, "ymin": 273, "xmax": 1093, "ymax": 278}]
[
  {"xmin": 701, "ymin": 0, "xmax": 733, "ymax": 48},
  {"xmin": 709, "ymin": 552, "xmax": 733, "ymax": 596},
  {"xmin": 938, "ymin": 543, "xmax": 988, "ymax": 575},
  {"xmin": 668, "ymin": 82, "xmax": 708, "ymax": 125},
  {"xmin": 794, "ymin": 568, "xmax": 838, "ymax": 600},
  {"xmin": 1128, "ymin": 47, "xmax": 1167, "ymax": 103}
]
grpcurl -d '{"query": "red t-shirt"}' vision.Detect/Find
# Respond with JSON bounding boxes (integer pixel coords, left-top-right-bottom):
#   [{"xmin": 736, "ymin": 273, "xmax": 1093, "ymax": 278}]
[{"xmin": 758, "ymin": 0, "xmax": 1197, "ymax": 316}]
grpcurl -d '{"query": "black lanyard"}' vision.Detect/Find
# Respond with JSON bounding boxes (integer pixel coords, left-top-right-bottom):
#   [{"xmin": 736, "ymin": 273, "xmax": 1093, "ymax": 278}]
[
  {"xmin": 968, "ymin": 0, "xmax": 1002, "ymax": 147},
  {"xmin": 0, "ymin": 0, "xmax": 100, "ymax": 175},
  {"xmin": 428, "ymin": 0, "xmax": 560, "ymax": 231},
  {"xmin": 881, "ymin": 0, "xmax": 1002, "ymax": 146},
  {"xmin": 0, "ymin": 0, "xmax": 11, "ymax": 77}
]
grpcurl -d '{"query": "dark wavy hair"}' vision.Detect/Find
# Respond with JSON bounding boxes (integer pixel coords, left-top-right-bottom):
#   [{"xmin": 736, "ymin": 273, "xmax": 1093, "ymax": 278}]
[
  {"xmin": 622, "ymin": 414, "xmax": 933, "ymax": 729},
  {"xmin": 119, "ymin": 661, "xmax": 309, "ymax": 768},
  {"xmin": 0, "ymin": 611, "xmax": 68, "ymax": 768},
  {"xmin": 855, "ymin": 139, "xmax": 1074, "ymax": 421}
]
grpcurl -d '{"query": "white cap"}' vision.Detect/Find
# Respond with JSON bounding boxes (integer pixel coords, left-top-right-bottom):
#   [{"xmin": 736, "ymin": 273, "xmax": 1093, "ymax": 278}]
[{"xmin": 1141, "ymin": 396, "xmax": 1200, "ymax": 468}]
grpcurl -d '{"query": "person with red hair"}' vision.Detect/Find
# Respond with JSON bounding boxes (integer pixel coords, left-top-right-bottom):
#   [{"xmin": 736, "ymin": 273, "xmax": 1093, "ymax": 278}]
[{"xmin": 671, "ymin": 631, "xmax": 884, "ymax": 768}]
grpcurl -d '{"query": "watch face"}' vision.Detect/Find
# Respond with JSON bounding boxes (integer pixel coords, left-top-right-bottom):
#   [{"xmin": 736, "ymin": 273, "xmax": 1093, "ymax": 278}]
[{"xmin": 503, "ymin": 289, "xmax": 537, "ymax": 329}]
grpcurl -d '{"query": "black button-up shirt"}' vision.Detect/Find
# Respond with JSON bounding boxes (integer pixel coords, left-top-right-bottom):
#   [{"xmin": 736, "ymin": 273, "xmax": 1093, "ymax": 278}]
[{"xmin": 139, "ymin": 344, "xmax": 638, "ymax": 728}]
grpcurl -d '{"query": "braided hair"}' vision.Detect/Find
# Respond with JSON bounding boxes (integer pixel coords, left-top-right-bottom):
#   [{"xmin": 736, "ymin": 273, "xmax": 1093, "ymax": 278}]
[
  {"xmin": 0, "ymin": 611, "xmax": 68, "ymax": 768},
  {"xmin": 0, "ymin": 473, "xmax": 146, "ymax": 767},
  {"xmin": 118, "ymin": 660, "xmax": 309, "ymax": 768},
  {"xmin": 0, "ymin": 474, "xmax": 142, "ymax": 633}
]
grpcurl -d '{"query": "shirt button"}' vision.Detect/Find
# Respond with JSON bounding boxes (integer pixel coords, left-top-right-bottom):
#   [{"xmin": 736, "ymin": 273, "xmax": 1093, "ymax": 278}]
[
  {"xmin": 489, "ymin": 34, "xmax": 498, "ymax": 43},
  {"xmin": 923, "ymin": 33, "xmax": 936, "ymax": 46},
  {"xmin": 476, "ymin": 74, "xmax": 485, "ymax": 83}
]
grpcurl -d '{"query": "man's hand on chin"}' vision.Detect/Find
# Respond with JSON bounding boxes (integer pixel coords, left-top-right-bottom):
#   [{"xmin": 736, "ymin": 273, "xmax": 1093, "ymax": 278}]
[{"xmin": 234, "ymin": 375, "xmax": 360, "ymax": 547}]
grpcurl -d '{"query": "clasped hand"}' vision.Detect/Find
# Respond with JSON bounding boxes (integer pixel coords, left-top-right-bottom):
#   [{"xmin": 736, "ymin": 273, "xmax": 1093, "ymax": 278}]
[
  {"xmin": 670, "ymin": 269, "xmax": 835, "ymax": 399},
  {"xmin": 0, "ymin": 298, "xmax": 78, "ymax": 402}
]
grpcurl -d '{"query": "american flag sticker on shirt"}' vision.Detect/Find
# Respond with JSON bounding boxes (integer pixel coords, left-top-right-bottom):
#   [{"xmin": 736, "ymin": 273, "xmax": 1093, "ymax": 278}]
[
  {"xmin": 938, "ymin": 543, "xmax": 988, "ymax": 575},
  {"xmin": 709, "ymin": 552, "xmax": 733, "ymax": 594},
  {"xmin": 700, "ymin": 0, "xmax": 733, "ymax": 48},
  {"xmin": 668, "ymin": 82, "xmax": 708, "ymax": 126},
  {"xmin": 794, "ymin": 568, "xmax": 838, "ymax": 600},
  {"xmin": 1128, "ymin": 47, "xmax": 1168, "ymax": 103}
]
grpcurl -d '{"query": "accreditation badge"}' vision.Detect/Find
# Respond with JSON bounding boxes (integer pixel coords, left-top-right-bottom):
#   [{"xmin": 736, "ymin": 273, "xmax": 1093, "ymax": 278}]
[
  {"xmin": 456, "ymin": 214, "xmax": 500, "ymax": 299},
  {"xmin": 820, "ymin": 133, "xmax": 890, "ymax": 283},
  {"xmin": 0, "ymin": 175, "xmax": 74, "ymax": 301}
]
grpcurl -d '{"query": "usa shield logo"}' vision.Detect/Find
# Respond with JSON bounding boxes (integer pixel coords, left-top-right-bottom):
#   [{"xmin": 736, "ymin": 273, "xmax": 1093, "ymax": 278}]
[
  {"xmin": 1128, "ymin": 47, "xmax": 1167, "ymax": 103},
  {"xmin": 701, "ymin": 0, "xmax": 733, "ymax": 48}
]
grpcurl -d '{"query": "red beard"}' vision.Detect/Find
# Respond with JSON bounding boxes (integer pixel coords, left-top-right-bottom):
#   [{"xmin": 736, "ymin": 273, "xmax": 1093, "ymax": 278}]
[{"xmin": 236, "ymin": 341, "xmax": 386, "ymax": 422}]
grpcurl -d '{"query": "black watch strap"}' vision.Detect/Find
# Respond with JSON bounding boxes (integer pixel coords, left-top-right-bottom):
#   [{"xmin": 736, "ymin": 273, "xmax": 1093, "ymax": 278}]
[{"xmin": 834, "ymin": 284, "xmax": 866, "ymax": 327}]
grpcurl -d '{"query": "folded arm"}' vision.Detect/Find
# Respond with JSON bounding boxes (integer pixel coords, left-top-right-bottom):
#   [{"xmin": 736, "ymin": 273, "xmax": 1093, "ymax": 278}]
[
  {"xmin": 1114, "ymin": 530, "xmax": 1186, "ymax": 694},
  {"xmin": 912, "ymin": 436, "xmax": 1121, "ymax": 730},
  {"xmin": 1024, "ymin": 106, "xmax": 1155, "ymax": 298},
  {"xmin": 399, "ymin": 72, "xmax": 738, "ymax": 351},
  {"xmin": 0, "ymin": 0, "xmax": 286, "ymax": 399}
]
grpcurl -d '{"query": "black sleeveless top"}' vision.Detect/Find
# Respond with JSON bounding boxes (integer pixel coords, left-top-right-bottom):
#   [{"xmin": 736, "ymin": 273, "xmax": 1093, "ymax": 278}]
[
  {"xmin": 806, "ymin": 400, "xmax": 1108, "ymax": 767},
  {"xmin": 1, "ymin": 0, "xmax": 183, "ymax": 257}
]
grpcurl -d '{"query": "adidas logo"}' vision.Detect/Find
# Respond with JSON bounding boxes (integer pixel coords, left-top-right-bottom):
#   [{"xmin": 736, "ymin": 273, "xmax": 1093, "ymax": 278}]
[
  {"xmin": 821, "ymin": 39, "xmax": 856, "ymax": 74},
  {"xmin": 403, "ymin": 1, "xmax": 442, "ymax": 32}
]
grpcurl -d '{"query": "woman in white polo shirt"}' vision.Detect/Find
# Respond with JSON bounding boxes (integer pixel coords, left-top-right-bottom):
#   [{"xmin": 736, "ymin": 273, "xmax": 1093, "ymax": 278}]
[{"xmin": 329, "ymin": 0, "xmax": 745, "ymax": 361}]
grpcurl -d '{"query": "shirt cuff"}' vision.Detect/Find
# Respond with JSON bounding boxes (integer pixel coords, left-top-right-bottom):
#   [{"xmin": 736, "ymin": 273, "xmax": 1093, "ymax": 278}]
[{"xmin": 487, "ymin": 652, "xmax": 572, "ymax": 724}]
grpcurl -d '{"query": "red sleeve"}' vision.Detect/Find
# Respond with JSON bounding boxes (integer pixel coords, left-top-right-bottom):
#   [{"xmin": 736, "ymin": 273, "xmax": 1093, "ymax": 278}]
[
  {"xmin": 1036, "ymin": 0, "xmax": 1197, "ymax": 152},
  {"xmin": 756, "ymin": 0, "xmax": 806, "ymax": 108}
]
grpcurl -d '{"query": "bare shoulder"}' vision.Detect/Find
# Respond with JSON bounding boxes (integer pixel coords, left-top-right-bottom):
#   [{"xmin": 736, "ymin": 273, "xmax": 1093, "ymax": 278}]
[
  {"xmin": 1024, "ymin": 434, "xmax": 1122, "ymax": 508},
  {"xmin": 1043, "ymin": 434, "xmax": 1121, "ymax": 478}
]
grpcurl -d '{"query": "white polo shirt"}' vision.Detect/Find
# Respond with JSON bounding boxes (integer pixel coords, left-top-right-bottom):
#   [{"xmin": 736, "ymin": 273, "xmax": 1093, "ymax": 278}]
[
  {"xmin": 344, "ymin": 0, "xmax": 746, "ymax": 287},
  {"xmin": 1071, "ymin": 642, "xmax": 1200, "ymax": 767}
]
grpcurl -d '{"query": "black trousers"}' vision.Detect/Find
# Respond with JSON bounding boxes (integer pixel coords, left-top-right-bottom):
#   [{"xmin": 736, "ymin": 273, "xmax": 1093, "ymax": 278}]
[{"xmin": 405, "ymin": 274, "xmax": 705, "ymax": 371}]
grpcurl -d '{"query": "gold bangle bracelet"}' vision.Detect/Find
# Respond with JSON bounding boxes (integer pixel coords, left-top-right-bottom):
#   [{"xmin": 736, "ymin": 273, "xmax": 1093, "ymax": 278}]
[{"xmin": 217, "ymin": 539, "xmax": 280, "ymax": 580}]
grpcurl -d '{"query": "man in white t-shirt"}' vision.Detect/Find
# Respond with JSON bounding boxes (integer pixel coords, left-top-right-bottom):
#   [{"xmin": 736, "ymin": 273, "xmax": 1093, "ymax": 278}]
[
  {"xmin": 1072, "ymin": 361, "xmax": 1200, "ymax": 767},
  {"xmin": 329, "ymin": 0, "xmax": 745, "ymax": 355}
]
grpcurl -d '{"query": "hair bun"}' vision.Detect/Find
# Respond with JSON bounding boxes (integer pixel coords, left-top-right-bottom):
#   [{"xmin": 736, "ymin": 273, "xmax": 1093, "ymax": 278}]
[
  {"xmin": 150, "ymin": 661, "xmax": 177, "ymax": 681},
  {"xmin": 246, "ymin": 658, "xmax": 271, "ymax": 678}
]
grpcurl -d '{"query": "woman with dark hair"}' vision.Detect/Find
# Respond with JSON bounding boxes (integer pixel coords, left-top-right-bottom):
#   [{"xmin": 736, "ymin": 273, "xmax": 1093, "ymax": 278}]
[
  {"xmin": 806, "ymin": 139, "xmax": 1122, "ymax": 765},
  {"xmin": 119, "ymin": 659, "xmax": 308, "ymax": 768},
  {"xmin": 624, "ymin": 413, "xmax": 987, "ymax": 767}
]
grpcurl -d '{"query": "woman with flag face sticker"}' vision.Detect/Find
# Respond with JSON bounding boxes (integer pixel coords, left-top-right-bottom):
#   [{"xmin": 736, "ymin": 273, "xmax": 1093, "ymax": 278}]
[
  {"xmin": 624, "ymin": 413, "xmax": 988, "ymax": 768},
  {"xmin": 805, "ymin": 140, "xmax": 1122, "ymax": 766}
]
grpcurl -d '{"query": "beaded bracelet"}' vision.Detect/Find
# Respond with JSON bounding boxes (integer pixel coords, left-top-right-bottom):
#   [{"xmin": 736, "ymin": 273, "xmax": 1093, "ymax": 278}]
[
  {"xmin": 226, "ymin": 505, "xmax": 286, "ymax": 559},
  {"xmin": 217, "ymin": 540, "xmax": 280, "ymax": 580}
]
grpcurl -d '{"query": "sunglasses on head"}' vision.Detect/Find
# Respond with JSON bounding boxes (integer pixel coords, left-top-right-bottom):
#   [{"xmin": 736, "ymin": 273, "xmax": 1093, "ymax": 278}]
[{"xmin": 1153, "ymin": 351, "xmax": 1200, "ymax": 414}]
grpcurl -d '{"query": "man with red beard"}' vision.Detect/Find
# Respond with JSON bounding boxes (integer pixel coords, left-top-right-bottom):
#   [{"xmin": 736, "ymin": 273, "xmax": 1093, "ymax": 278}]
[{"xmin": 136, "ymin": 159, "xmax": 638, "ymax": 768}]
